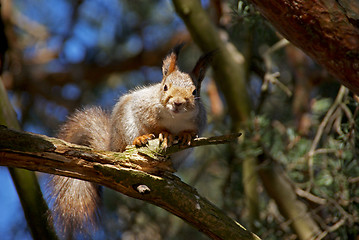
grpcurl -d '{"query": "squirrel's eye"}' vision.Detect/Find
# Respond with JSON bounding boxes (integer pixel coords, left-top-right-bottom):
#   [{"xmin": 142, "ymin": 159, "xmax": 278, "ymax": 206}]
[
  {"xmin": 163, "ymin": 85, "xmax": 168, "ymax": 91},
  {"xmin": 192, "ymin": 89, "xmax": 197, "ymax": 96}
]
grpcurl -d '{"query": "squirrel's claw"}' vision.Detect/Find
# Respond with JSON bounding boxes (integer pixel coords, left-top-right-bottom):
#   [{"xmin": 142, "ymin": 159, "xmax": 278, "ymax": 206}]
[
  {"xmin": 178, "ymin": 131, "xmax": 196, "ymax": 146},
  {"xmin": 159, "ymin": 131, "xmax": 174, "ymax": 149},
  {"xmin": 133, "ymin": 134, "xmax": 155, "ymax": 147}
]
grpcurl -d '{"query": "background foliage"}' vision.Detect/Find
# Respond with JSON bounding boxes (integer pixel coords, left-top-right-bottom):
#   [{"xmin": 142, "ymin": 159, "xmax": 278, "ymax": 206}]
[{"xmin": 1, "ymin": 0, "xmax": 358, "ymax": 239}]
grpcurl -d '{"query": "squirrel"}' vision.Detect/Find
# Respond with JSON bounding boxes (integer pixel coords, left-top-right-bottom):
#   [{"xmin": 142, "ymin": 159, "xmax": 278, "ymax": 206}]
[{"xmin": 48, "ymin": 44, "xmax": 213, "ymax": 239}]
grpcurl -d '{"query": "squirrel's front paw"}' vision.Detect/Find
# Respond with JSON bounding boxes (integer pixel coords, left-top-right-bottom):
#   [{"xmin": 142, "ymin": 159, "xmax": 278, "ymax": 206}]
[
  {"xmin": 133, "ymin": 134, "xmax": 155, "ymax": 147},
  {"xmin": 158, "ymin": 131, "xmax": 174, "ymax": 149},
  {"xmin": 178, "ymin": 131, "xmax": 197, "ymax": 146}
]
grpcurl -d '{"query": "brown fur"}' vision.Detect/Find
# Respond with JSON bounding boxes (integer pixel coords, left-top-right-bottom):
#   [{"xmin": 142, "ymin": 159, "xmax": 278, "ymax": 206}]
[{"xmin": 48, "ymin": 107, "xmax": 109, "ymax": 239}]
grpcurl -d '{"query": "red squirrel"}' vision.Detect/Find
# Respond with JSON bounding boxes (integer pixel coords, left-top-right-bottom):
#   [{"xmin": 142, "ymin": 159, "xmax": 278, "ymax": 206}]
[{"xmin": 48, "ymin": 44, "xmax": 213, "ymax": 238}]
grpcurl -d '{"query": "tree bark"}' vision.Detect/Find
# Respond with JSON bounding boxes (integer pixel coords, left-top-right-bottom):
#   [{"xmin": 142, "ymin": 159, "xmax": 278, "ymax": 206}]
[
  {"xmin": 248, "ymin": 0, "xmax": 359, "ymax": 94},
  {"xmin": 0, "ymin": 126, "xmax": 259, "ymax": 240}
]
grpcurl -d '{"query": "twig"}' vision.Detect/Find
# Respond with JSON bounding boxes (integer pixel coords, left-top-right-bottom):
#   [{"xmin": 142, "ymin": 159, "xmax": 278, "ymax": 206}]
[
  {"xmin": 295, "ymin": 187, "xmax": 327, "ymax": 205},
  {"xmin": 313, "ymin": 217, "xmax": 346, "ymax": 240},
  {"xmin": 348, "ymin": 176, "xmax": 359, "ymax": 183},
  {"xmin": 312, "ymin": 148, "xmax": 337, "ymax": 155},
  {"xmin": 306, "ymin": 85, "xmax": 348, "ymax": 190},
  {"xmin": 256, "ymin": 39, "xmax": 291, "ymax": 113},
  {"xmin": 169, "ymin": 132, "xmax": 242, "ymax": 150},
  {"xmin": 308, "ymin": 86, "xmax": 347, "ymax": 157},
  {"xmin": 261, "ymin": 38, "xmax": 292, "ymax": 97}
]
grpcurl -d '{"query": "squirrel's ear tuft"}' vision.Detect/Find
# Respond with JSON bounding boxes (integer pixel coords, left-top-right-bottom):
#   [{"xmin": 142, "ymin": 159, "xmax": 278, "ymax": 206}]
[
  {"xmin": 162, "ymin": 43, "xmax": 185, "ymax": 77},
  {"xmin": 191, "ymin": 50, "xmax": 216, "ymax": 84}
]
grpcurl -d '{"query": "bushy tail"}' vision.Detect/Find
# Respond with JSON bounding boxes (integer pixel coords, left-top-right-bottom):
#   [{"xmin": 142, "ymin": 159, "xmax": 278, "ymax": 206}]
[
  {"xmin": 49, "ymin": 176, "xmax": 101, "ymax": 239},
  {"xmin": 48, "ymin": 107, "xmax": 110, "ymax": 239}
]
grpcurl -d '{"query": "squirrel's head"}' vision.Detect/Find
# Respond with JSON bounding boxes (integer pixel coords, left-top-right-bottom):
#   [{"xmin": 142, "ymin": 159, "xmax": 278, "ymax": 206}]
[{"xmin": 160, "ymin": 44, "xmax": 213, "ymax": 115}]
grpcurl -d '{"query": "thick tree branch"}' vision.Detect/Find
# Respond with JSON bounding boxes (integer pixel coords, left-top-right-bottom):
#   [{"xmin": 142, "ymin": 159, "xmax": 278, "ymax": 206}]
[
  {"xmin": 258, "ymin": 152, "xmax": 321, "ymax": 240},
  {"xmin": 248, "ymin": 0, "xmax": 359, "ymax": 94},
  {"xmin": 0, "ymin": 126, "xmax": 258, "ymax": 240}
]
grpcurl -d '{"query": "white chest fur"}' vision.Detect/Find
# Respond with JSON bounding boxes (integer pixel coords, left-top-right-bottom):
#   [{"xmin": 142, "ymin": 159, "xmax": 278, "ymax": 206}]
[{"xmin": 158, "ymin": 108, "xmax": 198, "ymax": 135}]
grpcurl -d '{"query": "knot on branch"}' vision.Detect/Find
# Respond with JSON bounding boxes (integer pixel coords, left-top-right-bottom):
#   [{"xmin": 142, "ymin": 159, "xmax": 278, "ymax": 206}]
[{"xmin": 133, "ymin": 184, "xmax": 151, "ymax": 194}]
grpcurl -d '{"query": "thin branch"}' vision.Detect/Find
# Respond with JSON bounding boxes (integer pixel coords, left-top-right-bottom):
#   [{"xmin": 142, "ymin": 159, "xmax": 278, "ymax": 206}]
[
  {"xmin": 0, "ymin": 126, "xmax": 258, "ymax": 240},
  {"xmin": 261, "ymin": 38, "xmax": 291, "ymax": 97},
  {"xmin": 306, "ymin": 85, "xmax": 348, "ymax": 190},
  {"xmin": 295, "ymin": 187, "xmax": 327, "ymax": 205},
  {"xmin": 162, "ymin": 132, "xmax": 242, "ymax": 154},
  {"xmin": 313, "ymin": 217, "xmax": 346, "ymax": 240},
  {"xmin": 348, "ymin": 176, "xmax": 359, "ymax": 184},
  {"xmin": 256, "ymin": 39, "xmax": 290, "ymax": 113}
]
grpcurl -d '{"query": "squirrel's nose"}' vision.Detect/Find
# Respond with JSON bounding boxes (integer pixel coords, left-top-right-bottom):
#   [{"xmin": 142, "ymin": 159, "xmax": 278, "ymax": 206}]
[
  {"xmin": 174, "ymin": 101, "xmax": 183, "ymax": 106},
  {"xmin": 173, "ymin": 96, "xmax": 185, "ymax": 106},
  {"xmin": 174, "ymin": 98, "xmax": 186, "ymax": 107}
]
